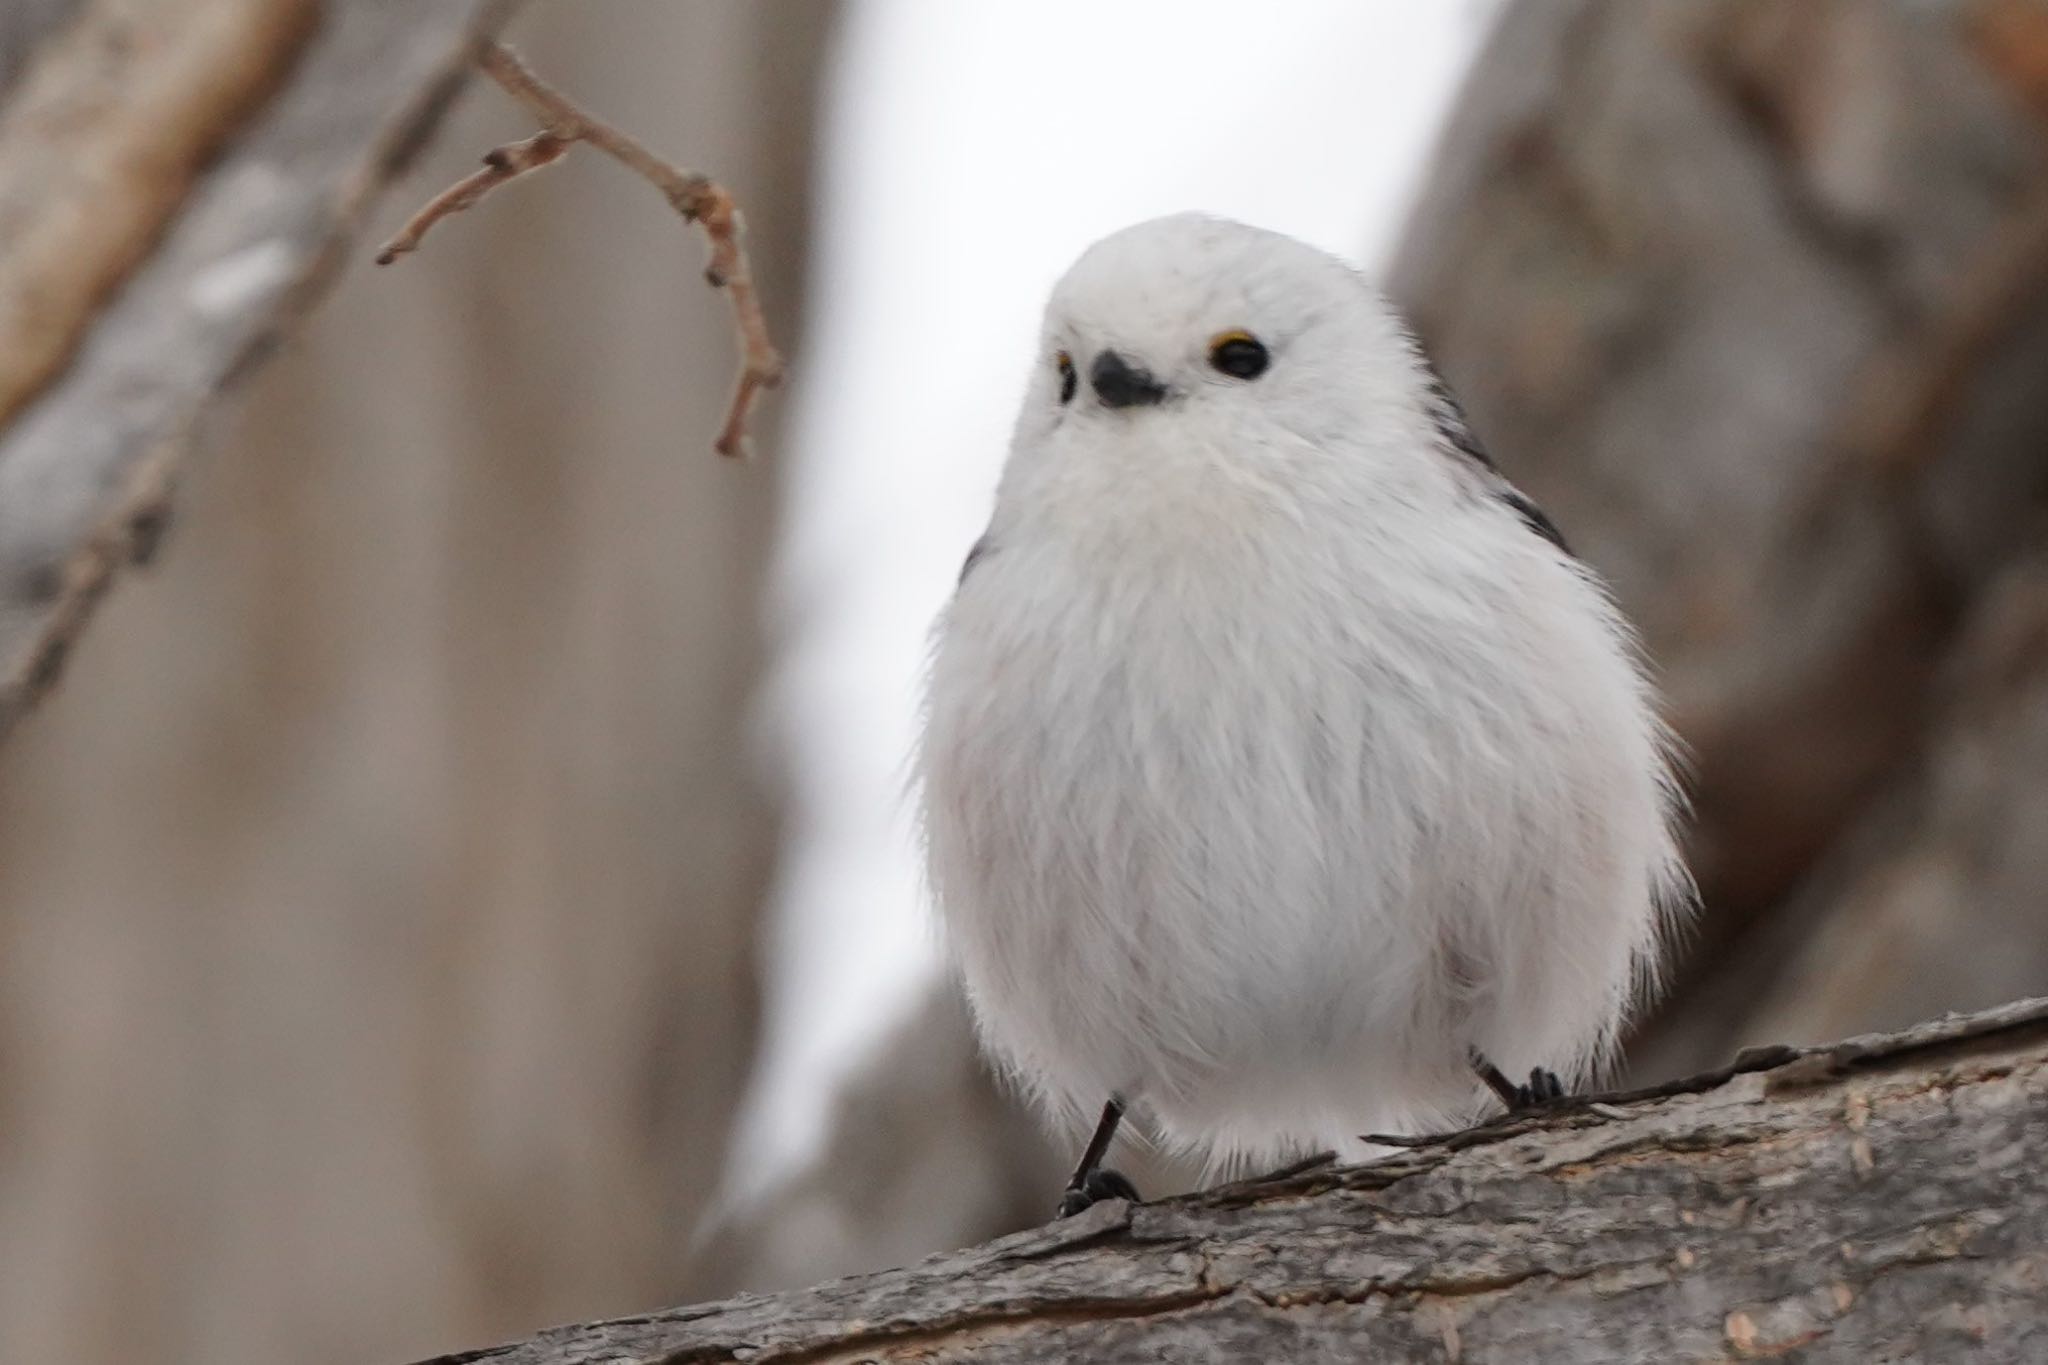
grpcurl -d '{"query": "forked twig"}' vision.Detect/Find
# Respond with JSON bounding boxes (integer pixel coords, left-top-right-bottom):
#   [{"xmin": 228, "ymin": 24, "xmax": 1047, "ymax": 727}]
[{"xmin": 376, "ymin": 40, "xmax": 783, "ymax": 457}]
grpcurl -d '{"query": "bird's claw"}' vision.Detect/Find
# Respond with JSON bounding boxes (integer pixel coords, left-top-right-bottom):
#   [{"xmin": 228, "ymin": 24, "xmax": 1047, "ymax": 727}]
[
  {"xmin": 1056, "ymin": 1166, "xmax": 1140, "ymax": 1218},
  {"xmin": 1472, "ymin": 1051, "xmax": 1570, "ymax": 1114},
  {"xmin": 1508, "ymin": 1066, "xmax": 1566, "ymax": 1110}
]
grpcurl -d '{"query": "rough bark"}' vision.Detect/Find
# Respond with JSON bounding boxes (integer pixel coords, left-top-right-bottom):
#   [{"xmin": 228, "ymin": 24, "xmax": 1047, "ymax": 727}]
[
  {"xmin": 0, "ymin": 0, "xmax": 522, "ymax": 746},
  {"xmin": 421, "ymin": 997, "xmax": 2048, "ymax": 1364}
]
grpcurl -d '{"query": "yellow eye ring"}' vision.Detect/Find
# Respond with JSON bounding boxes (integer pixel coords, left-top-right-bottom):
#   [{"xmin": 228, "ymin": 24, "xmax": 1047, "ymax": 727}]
[
  {"xmin": 1207, "ymin": 330, "xmax": 1270, "ymax": 380},
  {"xmin": 1055, "ymin": 350, "xmax": 1077, "ymax": 404}
]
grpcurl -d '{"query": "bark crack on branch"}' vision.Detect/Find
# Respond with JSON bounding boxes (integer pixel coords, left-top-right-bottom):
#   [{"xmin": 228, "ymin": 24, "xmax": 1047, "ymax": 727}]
[{"xmin": 666, "ymin": 1287, "xmax": 1232, "ymax": 1365}]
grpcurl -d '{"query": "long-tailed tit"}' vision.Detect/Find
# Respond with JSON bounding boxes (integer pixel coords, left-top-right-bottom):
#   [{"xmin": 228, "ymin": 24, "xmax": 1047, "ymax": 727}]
[{"xmin": 920, "ymin": 215, "xmax": 1688, "ymax": 1215}]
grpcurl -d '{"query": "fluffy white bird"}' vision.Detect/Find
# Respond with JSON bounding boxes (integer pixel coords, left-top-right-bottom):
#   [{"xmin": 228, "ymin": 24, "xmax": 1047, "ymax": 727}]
[{"xmin": 919, "ymin": 214, "xmax": 1687, "ymax": 1215}]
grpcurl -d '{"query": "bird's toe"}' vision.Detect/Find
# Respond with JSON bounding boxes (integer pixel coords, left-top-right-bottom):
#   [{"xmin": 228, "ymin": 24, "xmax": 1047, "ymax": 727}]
[
  {"xmin": 1056, "ymin": 1167, "xmax": 1141, "ymax": 1218},
  {"xmin": 1512, "ymin": 1067, "xmax": 1568, "ymax": 1109}
]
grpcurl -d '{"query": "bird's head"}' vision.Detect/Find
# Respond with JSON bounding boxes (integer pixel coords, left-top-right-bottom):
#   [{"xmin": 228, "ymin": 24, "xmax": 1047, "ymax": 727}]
[{"xmin": 1016, "ymin": 213, "xmax": 1424, "ymax": 459}]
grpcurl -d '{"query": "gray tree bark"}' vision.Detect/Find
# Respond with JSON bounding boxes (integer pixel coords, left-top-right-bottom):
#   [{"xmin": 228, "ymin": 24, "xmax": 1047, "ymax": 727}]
[{"xmin": 423, "ymin": 997, "xmax": 2048, "ymax": 1364}]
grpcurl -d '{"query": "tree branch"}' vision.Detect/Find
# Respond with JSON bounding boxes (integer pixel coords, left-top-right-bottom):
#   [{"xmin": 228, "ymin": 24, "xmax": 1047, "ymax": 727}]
[
  {"xmin": 376, "ymin": 40, "xmax": 784, "ymax": 458},
  {"xmin": 418, "ymin": 997, "xmax": 2048, "ymax": 1363},
  {"xmin": 0, "ymin": 0, "xmax": 525, "ymax": 752},
  {"xmin": 0, "ymin": 0, "xmax": 319, "ymax": 440}
]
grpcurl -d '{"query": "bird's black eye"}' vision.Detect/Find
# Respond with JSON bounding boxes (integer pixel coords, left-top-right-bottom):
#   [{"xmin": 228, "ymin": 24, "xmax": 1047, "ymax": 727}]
[
  {"xmin": 1208, "ymin": 330, "xmax": 1269, "ymax": 380},
  {"xmin": 1055, "ymin": 351, "xmax": 1077, "ymax": 404}
]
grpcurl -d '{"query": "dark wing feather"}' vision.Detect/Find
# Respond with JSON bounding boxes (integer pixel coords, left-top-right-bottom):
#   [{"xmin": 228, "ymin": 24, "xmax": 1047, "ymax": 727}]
[
  {"xmin": 1495, "ymin": 487, "xmax": 1570, "ymax": 554},
  {"xmin": 958, "ymin": 533, "xmax": 992, "ymax": 586},
  {"xmin": 1419, "ymin": 357, "xmax": 1572, "ymax": 556}
]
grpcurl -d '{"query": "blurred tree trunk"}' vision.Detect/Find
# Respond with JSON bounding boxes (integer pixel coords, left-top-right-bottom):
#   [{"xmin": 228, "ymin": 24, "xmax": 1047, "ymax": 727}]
[
  {"xmin": 425, "ymin": 998, "xmax": 2048, "ymax": 1365},
  {"xmin": 1730, "ymin": 552, "xmax": 2048, "ymax": 1044},
  {"xmin": 0, "ymin": 1, "xmax": 79, "ymax": 90},
  {"xmin": 1387, "ymin": 0, "xmax": 2048, "ymax": 1074},
  {"xmin": 0, "ymin": 5, "xmax": 831, "ymax": 1364}
]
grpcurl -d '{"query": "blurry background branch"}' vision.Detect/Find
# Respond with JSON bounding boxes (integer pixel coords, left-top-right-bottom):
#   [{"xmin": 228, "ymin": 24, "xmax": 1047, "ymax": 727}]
[
  {"xmin": 0, "ymin": 0, "xmax": 317, "ymax": 434},
  {"xmin": 0, "ymin": 0, "xmax": 524, "ymax": 749},
  {"xmin": 429, "ymin": 998, "xmax": 2048, "ymax": 1364},
  {"xmin": 377, "ymin": 40, "xmax": 783, "ymax": 458},
  {"xmin": 0, "ymin": 6, "xmax": 829, "ymax": 1362}
]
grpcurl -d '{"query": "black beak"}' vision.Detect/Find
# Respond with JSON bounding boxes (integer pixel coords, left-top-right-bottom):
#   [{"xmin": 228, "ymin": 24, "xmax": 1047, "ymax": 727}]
[{"xmin": 1090, "ymin": 350, "xmax": 1167, "ymax": 409}]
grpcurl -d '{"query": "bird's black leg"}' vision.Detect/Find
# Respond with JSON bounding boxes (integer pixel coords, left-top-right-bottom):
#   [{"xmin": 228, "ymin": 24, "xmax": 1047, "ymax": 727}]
[
  {"xmin": 1471, "ymin": 1050, "xmax": 1567, "ymax": 1112},
  {"xmin": 1057, "ymin": 1097, "xmax": 1141, "ymax": 1217}
]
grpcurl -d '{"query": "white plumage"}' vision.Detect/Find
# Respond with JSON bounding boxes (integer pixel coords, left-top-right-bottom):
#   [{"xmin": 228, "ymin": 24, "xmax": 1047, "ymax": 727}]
[{"xmin": 919, "ymin": 214, "xmax": 1687, "ymax": 1187}]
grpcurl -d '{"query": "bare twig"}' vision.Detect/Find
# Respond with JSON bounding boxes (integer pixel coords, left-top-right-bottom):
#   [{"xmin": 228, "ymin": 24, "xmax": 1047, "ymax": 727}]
[
  {"xmin": 374, "ymin": 130, "xmax": 567, "ymax": 262},
  {"xmin": 376, "ymin": 40, "xmax": 784, "ymax": 457}
]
